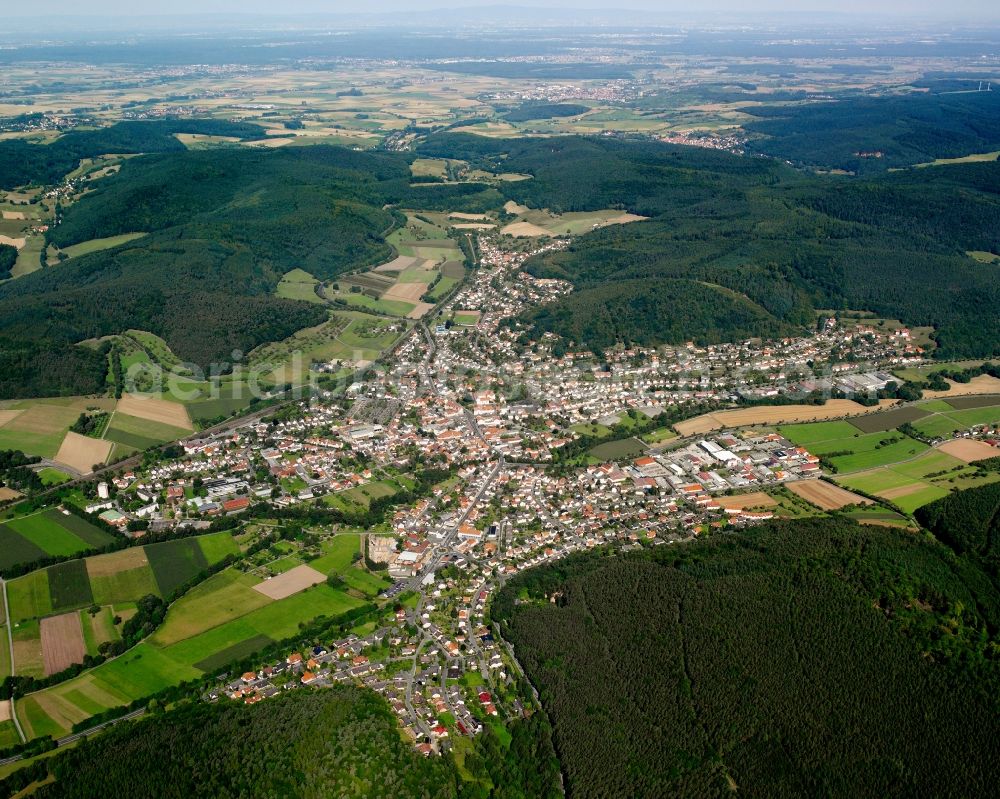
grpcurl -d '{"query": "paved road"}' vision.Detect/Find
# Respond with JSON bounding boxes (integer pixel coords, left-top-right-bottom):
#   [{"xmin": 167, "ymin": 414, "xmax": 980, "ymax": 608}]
[
  {"xmin": 1, "ymin": 578, "xmax": 26, "ymax": 744},
  {"xmin": 0, "ymin": 707, "xmax": 145, "ymax": 768}
]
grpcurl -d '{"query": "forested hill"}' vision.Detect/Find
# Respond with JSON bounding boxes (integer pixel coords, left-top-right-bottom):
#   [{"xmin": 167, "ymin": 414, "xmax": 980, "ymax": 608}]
[
  {"xmin": 0, "ymin": 688, "xmax": 462, "ymax": 799},
  {"xmin": 0, "ymin": 143, "xmax": 497, "ymax": 398},
  {"xmin": 417, "ymin": 134, "xmax": 1000, "ymax": 357},
  {"xmin": 491, "ymin": 518, "xmax": 1000, "ymax": 798},
  {"xmin": 0, "ymin": 119, "xmax": 268, "ymax": 189},
  {"xmin": 742, "ymin": 89, "xmax": 1000, "ymax": 174}
]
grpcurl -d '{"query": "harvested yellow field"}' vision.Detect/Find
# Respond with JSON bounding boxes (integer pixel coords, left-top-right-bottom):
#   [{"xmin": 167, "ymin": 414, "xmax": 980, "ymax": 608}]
[
  {"xmin": 1, "ymin": 210, "xmax": 25, "ymax": 220},
  {"xmin": 86, "ymin": 547, "xmax": 149, "ymax": 579},
  {"xmin": 0, "ymin": 234, "xmax": 26, "ymax": 249},
  {"xmin": 501, "ymin": 221, "xmax": 553, "ymax": 237},
  {"xmin": 787, "ymin": 480, "xmax": 872, "ymax": 510},
  {"xmin": 383, "ymin": 282, "xmax": 430, "ymax": 303},
  {"xmin": 252, "ymin": 565, "xmax": 326, "ymax": 600},
  {"xmin": 117, "ymin": 394, "xmax": 193, "ymax": 430},
  {"xmin": 54, "ymin": 431, "xmax": 113, "ymax": 474},
  {"xmin": 0, "ymin": 409, "xmax": 24, "ymax": 426},
  {"xmin": 406, "ymin": 302, "xmax": 435, "ymax": 320},
  {"xmin": 503, "ymin": 201, "xmax": 530, "ymax": 215},
  {"xmin": 923, "ymin": 374, "xmax": 1000, "ymax": 398},
  {"xmin": 0, "ymin": 487, "xmax": 21, "ymax": 501},
  {"xmin": 674, "ymin": 400, "xmax": 896, "ymax": 436},
  {"xmin": 452, "ymin": 223, "xmax": 495, "ymax": 230},
  {"xmin": 450, "ymin": 212, "xmax": 491, "ymax": 221},
  {"xmin": 0, "ymin": 699, "xmax": 10, "ymax": 723},
  {"xmin": 937, "ymin": 439, "xmax": 999, "ymax": 463},
  {"xmin": 714, "ymin": 492, "xmax": 777, "ymax": 510}
]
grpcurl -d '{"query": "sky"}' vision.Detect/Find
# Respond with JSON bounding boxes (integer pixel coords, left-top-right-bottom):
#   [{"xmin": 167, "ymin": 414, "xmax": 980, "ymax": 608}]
[{"xmin": 6, "ymin": 0, "xmax": 999, "ymax": 21}]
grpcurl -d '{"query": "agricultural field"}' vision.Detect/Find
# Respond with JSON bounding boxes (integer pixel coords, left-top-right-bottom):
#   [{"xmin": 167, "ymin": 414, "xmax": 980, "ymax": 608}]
[
  {"xmin": 499, "ymin": 206, "xmax": 646, "ymax": 238},
  {"xmin": 848, "ymin": 406, "xmax": 930, "ymax": 434},
  {"xmin": 103, "ymin": 411, "xmax": 191, "ymax": 454},
  {"xmin": 6, "ymin": 532, "xmax": 239, "ymax": 624},
  {"xmin": 785, "ymin": 480, "xmax": 872, "ymax": 511},
  {"xmin": 836, "ymin": 447, "xmax": 1000, "ymax": 514},
  {"xmin": 16, "ymin": 574, "xmax": 363, "ymax": 739},
  {"xmin": 909, "ymin": 396, "xmax": 1000, "ymax": 440},
  {"xmin": 11, "ymin": 526, "xmax": 393, "ymax": 738},
  {"xmin": 0, "ymin": 508, "xmax": 115, "ymax": 573},
  {"xmin": 675, "ymin": 400, "xmax": 896, "ymax": 436},
  {"xmin": 247, "ymin": 310, "xmax": 406, "ymax": 386},
  {"xmin": 714, "ymin": 492, "xmax": 777, "ymax": 511},
  {"xmin": 322, "ymin": 220, "xmax": 466, "ymax": 320},
  {"xmin": 0, "ymin": 396, "xmax": 115, "ymax": 462}
]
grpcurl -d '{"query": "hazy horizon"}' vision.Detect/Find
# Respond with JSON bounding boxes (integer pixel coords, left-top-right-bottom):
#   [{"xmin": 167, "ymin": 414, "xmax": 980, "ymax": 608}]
[{"xmin": 6, "ymin": 0, "xmax": 1000, "ymax": 23}]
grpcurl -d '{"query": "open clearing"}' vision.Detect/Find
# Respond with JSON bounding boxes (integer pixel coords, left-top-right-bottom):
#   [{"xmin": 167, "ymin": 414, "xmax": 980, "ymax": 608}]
[
  {"xmin": 116, "ymin": 394, "xmax": 193, "ymax": 430},
  {"xmin": 714, "ymin": 492, "xmax": 777, "ymax": 510},
  {"xmin": 786, "ymin": 480, "xmax": 872, "ymax": 510},
  {"xmin": 40, "ymin": 612, "xmax": 86, "ymax": 676},
  {"xmin": 675, "ymin": 400, "xmax": 896, "ymax": 436},
  {"xmin": 937, "ymin": 439, "xmax": 999, "ymax": 463},
  {"xmin": 54, "ymin": 432, "xmax": 112, "ymax": 474},
  {"xmin": 252, "ymin": 564, "xmax": 326, "ymax": 600},
  {"xmin": 500, "ymin": 221, "xmax": 552, "ymax": 237}
]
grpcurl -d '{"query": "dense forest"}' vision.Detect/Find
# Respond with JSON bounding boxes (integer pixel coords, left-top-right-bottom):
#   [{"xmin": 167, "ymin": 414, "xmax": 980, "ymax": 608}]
[
  {"xmin": 0, "ymin": 243, "xmax": 16, "ymax": 280},
  {"xmin": 417, "ymin": 134, "xmax": 1000, "ymax": 356},
  {"xmin": 491, "ymin": 518, "xmax": 1000, "ymax": 798},
  {"xmin": 916, "ymin": 480, "xmax": 1000, "ymax": 563},
  {"xmin": 0, "ymin": 689, "xmax": 462, "ymax": 799},
  {"xmin": 743, "ymin": 89, "xmax": 1000, "ymax": 173},
  {"xmin": 0, "ymin": 119, "xmax": 268, "ymax": 189}
]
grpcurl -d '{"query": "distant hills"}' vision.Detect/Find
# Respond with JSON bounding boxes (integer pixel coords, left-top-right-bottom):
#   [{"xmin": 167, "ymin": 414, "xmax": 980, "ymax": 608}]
[{"xmin": 418, "ymin": 133, "xmax": 1000, "ymax": 358}]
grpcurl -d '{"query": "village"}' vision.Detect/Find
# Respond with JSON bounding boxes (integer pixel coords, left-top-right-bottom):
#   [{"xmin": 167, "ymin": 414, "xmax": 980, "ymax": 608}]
[{"xmin": 66, "ymin": 231, "xmax": 995, "ymax": 755}]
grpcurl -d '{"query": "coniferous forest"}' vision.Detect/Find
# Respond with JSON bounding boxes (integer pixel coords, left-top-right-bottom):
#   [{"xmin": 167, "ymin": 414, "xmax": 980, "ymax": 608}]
[{"xmin": 491, "ymin": 518, "xmax": 1000, "ymax": 798}]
